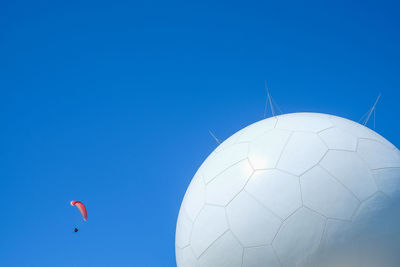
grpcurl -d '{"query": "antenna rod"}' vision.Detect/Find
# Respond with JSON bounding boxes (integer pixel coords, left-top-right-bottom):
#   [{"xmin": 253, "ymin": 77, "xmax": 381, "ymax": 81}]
[
  {"xmin": 264, "ymin": 81, "xmax": 275, "ymax": 117},
  {"xmin": 208, "ymin": 130, "xmax": 221, "ymax": 144},
  {"xmin": 363, "ymin": 93, "xmax": 381, "ymax": 126},
  {"xmin": 264, "ymin": 82, "xmax": 268, "ymax": 118}
]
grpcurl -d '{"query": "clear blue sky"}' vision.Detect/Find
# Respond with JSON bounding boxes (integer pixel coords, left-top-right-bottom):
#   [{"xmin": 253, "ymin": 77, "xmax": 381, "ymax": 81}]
[{"xmin": 0, "ymin": 0, "xmax": 399, "ymax": 266}]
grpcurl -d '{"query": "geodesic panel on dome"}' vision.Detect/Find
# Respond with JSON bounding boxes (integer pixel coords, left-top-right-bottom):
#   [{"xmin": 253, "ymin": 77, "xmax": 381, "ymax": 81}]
[
  {"xmin": 226, "ymin": 191, "xmax": 281, "ymax": 247},
  {"xmin": 175, "ymin": 209, "xmax": 193, "ymax": 248},
  {"xmin": 329, "ymin": 116, "xmax": 377, "ymax": 140},
  {"xmin": 242, "ymin": 246, "xmax": 280, "ymax": 267},
  {"xmin": 202, "ymin": 143, "xmax": 249, "ymax": 183},
  {"xmin": 183, "ymin": 175, "xmax": 206, "ymax": 221},
  {"xmin": 206, "ymin": 160, "xmax": 253, "ymax": 206},
  {"xmin": 320, "ymin": 150, "xmax": 377, "ymax": 200},
  {"xmin": 357, "ymin": 139, "xmax": 400, "ymax": 169},
  {"xmin": 315, "ymin": 193, "xmax": 400, "ymax": 267},
  {"xmin": 318, "ymin": 127, "xmax": 357, "ymax": 151},
  {"xmin": 272, "ymin": 208, "xmax": 325, "ymax": 266},
  {"xmin": 176, "ymin": 246, "xmax": 199, "ymax": 267},
  {"xmin": 300, "ymin": 166, "xmax": 359, "ymax": 220},
  {"xmin": 198, "ymin": 231, "xmax": 243, "ymax": 267},
  {"xmin": 214, "ymin": 130, "xmax": 242, "ymax": 153},
  {"xmin": 236, "ymin": 118, "xmax": 277, "ymax": 143},
  {"xmin": 248, "ymin": 129, "xmax": 292, "ymax": 169},
  {"xmin": 275, "ymin": 113, "xmax": 333, "ymax": 132},
  {"xmin": 373, "ymin": 168, "xmax": 400, "ymax": 198},
  {"xmin": 245, "ymin": 169, "xmax": 302, "ymax": 219},
  {"xmin": 352, "ymin": 192, "xmax": 395, "ymax": 228},
  {"xmin": 316, "ymin": 218, "xmax": 353, "ymax": 265},
  {"xmin": 277, "ymin": 132, "xmax": 327, "ymax": 175},
  {"xmin": 191, "ymin": 205, "xmax": 229, "ymax": 257}
]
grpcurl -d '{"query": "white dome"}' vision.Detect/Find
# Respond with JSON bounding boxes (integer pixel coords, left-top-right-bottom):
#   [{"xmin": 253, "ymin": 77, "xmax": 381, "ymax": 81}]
[{"xmin": 175, "ymin": 113, "xmax": 400, "ymax": 267}]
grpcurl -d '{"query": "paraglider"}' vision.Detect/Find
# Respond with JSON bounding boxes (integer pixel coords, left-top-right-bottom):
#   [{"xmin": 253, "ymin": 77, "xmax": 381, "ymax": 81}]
[
  {"xmin": 70, "ymin": 200, "xmax": 87, "ymax": 233},
  {"xmin": 70, "ymin": 200, "xmax": 87, "ymax": 221}
]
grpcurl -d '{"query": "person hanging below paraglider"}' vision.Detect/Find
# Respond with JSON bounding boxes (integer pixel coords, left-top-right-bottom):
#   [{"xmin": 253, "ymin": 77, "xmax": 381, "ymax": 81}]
[{"xmin": 70, "ymin": 200, "xmax": 87, "ymax": 232}]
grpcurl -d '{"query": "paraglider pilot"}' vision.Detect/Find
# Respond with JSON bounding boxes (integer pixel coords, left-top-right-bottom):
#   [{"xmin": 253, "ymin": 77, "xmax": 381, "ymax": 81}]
[{"xmin": 70, "ymin": 200, "xmax": 87, "ymax": 233}]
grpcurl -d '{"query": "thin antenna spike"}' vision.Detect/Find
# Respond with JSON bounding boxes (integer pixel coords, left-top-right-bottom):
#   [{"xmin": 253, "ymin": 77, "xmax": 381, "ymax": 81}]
[
  {"xmin": 271, "ymin": 96, "xmax": 283, "ymax": 115},
  {"xmin": 363, "ymin": 110, "xmax": 370, "ymax": 125},
  {"xmin": 208, "ymin": 130, "xmax": 221, "ymax": 145},
  {"xmin": 358, "ymin": 110, "xmax": 369, "ymax": 123},
  {"xmin": 363, "ymin": 93, "xmax": 381, "ymax": 126},
  {"xmin": 263, "ymin": 93, "xmax": 268, "ymax": 118},
  {"xmin": 269, "ymin": 92, "xmax": 275, "ymax": 116},
  {"xmin": 268, "ymin": 86, "xmax": 275, "ymax": 117},
  {"xmin": 264, "ymin": 81, "xmax": 275, "ymax": 117}
]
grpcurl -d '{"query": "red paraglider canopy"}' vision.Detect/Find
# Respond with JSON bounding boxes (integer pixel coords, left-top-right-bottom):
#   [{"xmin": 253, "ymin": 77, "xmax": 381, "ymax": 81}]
[{"xmin": 70, "ymin": 200, "xmax": 87, "ymax": 221}]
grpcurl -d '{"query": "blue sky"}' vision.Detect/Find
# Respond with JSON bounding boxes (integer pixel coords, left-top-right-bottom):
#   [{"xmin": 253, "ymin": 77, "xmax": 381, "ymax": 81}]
[{"xmin": 0, "ymin": 0, "xmax": 399, "ymax": 266}]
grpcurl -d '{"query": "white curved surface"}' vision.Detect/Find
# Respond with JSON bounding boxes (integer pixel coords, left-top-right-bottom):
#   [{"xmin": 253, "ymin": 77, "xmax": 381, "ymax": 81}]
[
  {"xmin": 226, "ymin": 191, "xmax": 281, "ymax": 247},
  {"xmin": 176, "ymin": 113, "xmax": 400, "ymax": 267}
]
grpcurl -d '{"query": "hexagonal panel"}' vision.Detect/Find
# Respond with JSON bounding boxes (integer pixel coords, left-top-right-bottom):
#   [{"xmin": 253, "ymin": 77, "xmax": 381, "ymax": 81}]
[
  {"xmin": 242, "ymin": 246, "xmax": 280, "ymax": 267},
  {"xmin": 226, "ymin": 191, "xmax": 281, "ymax": 247},
  {"xmin": 330, "ymin": 116, "xmax": 376, "ymax": 139},
  {"xmin": 176, "ymin": 246, "xmax": 199, "ymax": 267},
  {"xmin": 319, "ymin": 127, "xmax": 357, "ymax": 151},
  {"xmin": 351, "ymin": 192, "xmax": 400, "ymax": 243},
  {"xmin": 357, "ymin": 139, "xmax": 400, "ymax": 169},
  {"xmin": 183, "ymin": 175, "xmax": 206, "ymax": 221},
  {"xmin": 316, "ymin": 218, "xmax": 353, "ymax": 265},
  {"xmin": 236, "ymin": 117, "xmax": 277, "ymax": 143},
  {"xmin": 276, "ymin": 113, "xmax": 333, "ymax": 132},
  {"xmin": 201, "ymin": 143, "xmax": 249, "ymax": 183},
  {"xmin": 245, "ymin": 169, "xmax": 302, "ymax": 219},
  {"xmin": 206, "ymin": 160, "xmax": 253, "ymax": 206},
  {"xmin": 331, "ymin": 115, "xmax": 397, "ymax": 149},
  {"xmin": 191, "ymin": 205, "xmax": 229, "ymax": 257},
  {"xmin": 214, "ymin": 130, "xmax": 242, "ymax": 153},
  {"xmin": 277, "ymin": 132, "xmax": 327, "ymax": 176},
  {"xmin": 248, "ymin": 129, "xmax": 292, "ymax": 169},
  {"xmin": 318, "ymin": 214, "xmax": 400, "ymax": 267},
  {"xmin": 373, "ymin": 168, "xmax": 400, "ymax": 198},
  {"xmin": 320, "ymin": 150, "xmax": 377, "ymax": 201},
  {"xmin": 353, "ymin": 192, "xmax": 391, "ymax": 221},
  {"xmin": 320, "ymin": 218, "xmax": 351, "ymax": 251},
  {"xmin": 300, "ymin": 166, "xmax": 360, "ymax": 220},
  {"xmin": 363, "ymin": 127, "xmax": 397, "ymax": 150},
  {"xmin": 176, "ymin": 209, "xmax": 193, "ymax": 248},
  {"xmin": 272, "ymin": 207, "xmax": 325, "ymax": 266},
  {"xmin": 198, "ymin": 231, "xmax": 243, "ymax": 267}
]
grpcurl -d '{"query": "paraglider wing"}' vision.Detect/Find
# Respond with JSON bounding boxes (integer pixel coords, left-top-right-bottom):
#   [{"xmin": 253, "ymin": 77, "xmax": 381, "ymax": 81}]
[{"xmin": 70, "ymin": 200, "xmax": 87, "ymax": 221}]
